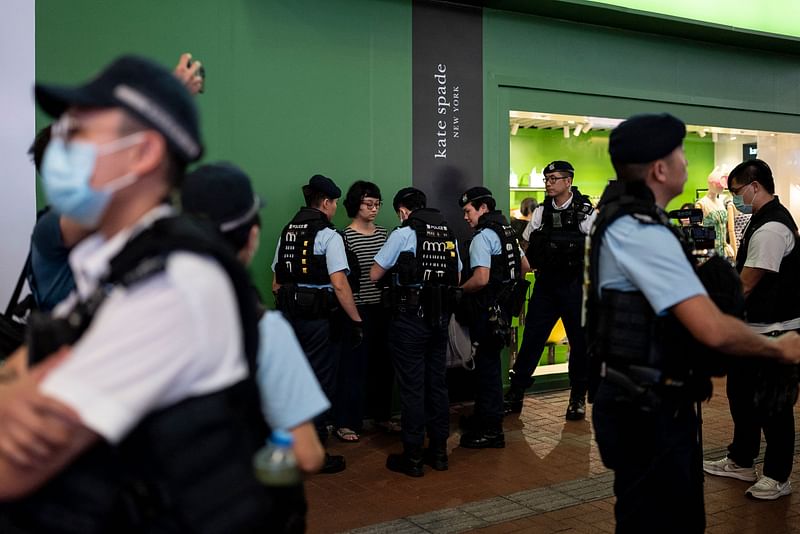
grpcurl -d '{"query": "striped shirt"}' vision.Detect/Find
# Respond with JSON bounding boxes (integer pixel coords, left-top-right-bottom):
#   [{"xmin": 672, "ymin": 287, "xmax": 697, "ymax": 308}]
[{"xmin": 343, "ymin": 226, "xmax": 388, "ymax": 305}]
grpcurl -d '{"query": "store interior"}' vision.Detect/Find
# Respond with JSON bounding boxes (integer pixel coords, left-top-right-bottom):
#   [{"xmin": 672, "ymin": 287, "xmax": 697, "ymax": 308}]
[{"xmin": 508, "ymin": 109, "xmax": 800, "ymax": 377}]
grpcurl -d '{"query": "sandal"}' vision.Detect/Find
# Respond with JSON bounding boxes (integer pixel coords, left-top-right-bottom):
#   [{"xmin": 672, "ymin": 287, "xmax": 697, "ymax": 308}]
[
  {"xmin": 334, "ymin": 427, "xmax": 360, "ymax": 443},
  {"xmin": 376, "ymin": 420, "xmax": 402, "ymax": 434}
]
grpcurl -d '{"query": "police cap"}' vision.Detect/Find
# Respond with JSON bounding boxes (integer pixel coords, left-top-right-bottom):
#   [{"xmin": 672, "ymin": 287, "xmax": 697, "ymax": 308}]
[
  {"xmin": 308, "ymin": 174, "xmax": 341, "ymax": 199},
  {"xmin": 609, "ymin": 113, "xmax": 686, "ymax": 165},
  {"xmin": 543, "ymin": 161, "xmax": 574, "ymax": 176},
  {"xmin": 182, "ymin": 162, "xmax": 263, "ymax": 233},
  {"xmin": 459, "ymin": 186, "xmax": 494, "ymax": 208},
  {"xmin": 393, "ymin": 187, "xmax": 425, "ymax": 212}
]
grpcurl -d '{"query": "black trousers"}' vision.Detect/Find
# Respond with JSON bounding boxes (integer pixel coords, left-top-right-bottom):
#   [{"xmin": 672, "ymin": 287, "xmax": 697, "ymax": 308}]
[
  {"xmin": 387, "ymin": 309, "xmax": 450, "ymax": 447},
  {"xmin": 472, "ymin": 326, "xmax": 505, "ymax": 428},
  {"xmin": 288, "ymin": 314, "xmax": 344, "ymax": 445},
  {"xmin": 726, "ymin": 360, "xmax": 796, "ymax": 482},
  {"xmin": 511, "ymin": 274, "xmax": 588, "ymax": 398},
  {"xmin": 593, "ymin": 381, "xmax": 705, "ymax": 534},
  {"xmin": 334, "ymin": 303, "xmax": 393, "ymax": 430}
]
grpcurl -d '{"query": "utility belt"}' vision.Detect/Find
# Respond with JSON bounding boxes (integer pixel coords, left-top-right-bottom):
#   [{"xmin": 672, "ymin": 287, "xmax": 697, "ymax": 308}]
[
  {"xmin": 599, "ymin": 361, "xmax": 694, "ymax": 413},
  {"xmin": 382, "ymin": 285, "xmax": 460, "ymax": 326},
  {"xmin": 277, "ymin": 284, "xmax": 338, "ymax": 320}
]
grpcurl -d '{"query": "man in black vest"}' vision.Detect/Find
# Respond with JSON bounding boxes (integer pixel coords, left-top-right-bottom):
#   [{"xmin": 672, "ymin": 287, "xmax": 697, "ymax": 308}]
[
  {"xmin": 505, "ymin": 161, "xmax": 596, "ymax": 420},
  {"xmin": 703, "ymin": 159, "xmax": 800, "ymax": 500},
  {"xmin": 458, "ymin": 187, "xmax": 529, "ymax": 449},
  {"xmin": 370, "ymin": 188, "xmax": 461, "ymax": 477},
  {"xmin": 272, "ymin": 175, "xmax": 363, "ymax": 474},
  {"xmin": 0, "ymin": 56, "xmax": 276, "ymax": 533},
  {"xmin": 589, "ymin": 113, "xmax": 800, "ymax": 532}
]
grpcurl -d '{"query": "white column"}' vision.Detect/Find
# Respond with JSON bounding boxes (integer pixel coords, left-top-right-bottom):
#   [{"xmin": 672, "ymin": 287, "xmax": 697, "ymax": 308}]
[{"xmin": 0, "ymin": 0, "xmax": 36, "ymax": 308}]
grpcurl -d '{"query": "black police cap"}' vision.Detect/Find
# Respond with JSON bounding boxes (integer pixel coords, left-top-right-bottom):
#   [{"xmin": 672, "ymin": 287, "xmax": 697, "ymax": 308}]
[
  {"xmin": 393, "ymin": 187, "xmax": 425, "ymax": 212},
  {"xmin": 182, "ymin": 162, "xmax": 263, "ymax": 233},
  {"xmin": 308, "ymin": 174, "xmax": 341, "ymax": 199},
  {"xmin": 543, "ymin": 161, "xmax": 574, "ymax": 176},
  {"xmin": 459, "ymin": 186, "xmax": 494, "ymax": 208},
  {"xmin": 35, "ymin": 55, "xmax": 203, "ymax": 162},
  {"xmin": 609, "ymin": 113, "xmax": 686, "ymax": 165}
]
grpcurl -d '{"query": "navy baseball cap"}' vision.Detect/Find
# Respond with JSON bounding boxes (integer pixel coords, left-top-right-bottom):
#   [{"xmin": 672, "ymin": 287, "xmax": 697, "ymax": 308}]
[
  {"xmin": 308, "ymin": 174, "xmax": 341, "ymax": 199},
  {"xmin": 609, "ymin": 113, "xmax": 686, "ymax": 165},
  {"xmin": 182, "ymin": 162, "xmax": 263, "ymax": 232},
  {"xmin": 35, "ymin": 55, "xmax": 203, "ymax": 162}
]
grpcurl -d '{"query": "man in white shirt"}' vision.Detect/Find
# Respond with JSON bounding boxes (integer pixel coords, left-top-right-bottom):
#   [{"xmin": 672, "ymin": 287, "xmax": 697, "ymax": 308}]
[{"xmin": 0, "ymin": 56, "xmax": 274, "ymax": 533}]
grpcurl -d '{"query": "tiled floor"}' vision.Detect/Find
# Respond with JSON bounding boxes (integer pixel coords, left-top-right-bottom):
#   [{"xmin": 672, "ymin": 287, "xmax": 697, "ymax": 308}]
[{"xmin": 306, "ymin": 377, "xmax": 800, "ymax": 533}]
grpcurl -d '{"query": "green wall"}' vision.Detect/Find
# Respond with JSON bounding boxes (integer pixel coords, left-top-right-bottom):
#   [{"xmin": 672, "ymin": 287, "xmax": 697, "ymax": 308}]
[
  {"xmin": 508, "ymin": 128, "xmax": 715, "ymax": 211},
  {"xmin": 35, "ymin": 0, "xmax": 412, "ymax": 300}
]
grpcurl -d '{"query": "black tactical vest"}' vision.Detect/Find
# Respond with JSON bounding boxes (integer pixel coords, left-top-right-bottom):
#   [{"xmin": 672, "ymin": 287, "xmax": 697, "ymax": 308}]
[
  {"xmin": 735, "ymin": 197, "xmax": 800, "ymax": 324},
  {"xmin": 6, "ymin": 215, "xmax": 274, "ymax": 534},
  {"xmin": 274, "ymin": 208, "xmax": 333, "ymax": 286},
  {"xmin": 527, "ymin": 186, "xmax": 593, "ymax": 277},
  {"xmin": 475, "ymin": 210, "xmax": 521, "ymax": 286},
  {"xmin": 586, "ymin": 182, "xmax": 742, "ymax": 401},
  {"xmin": 397, "ymin": 208, "xmax": 459, "ymax": 287}
]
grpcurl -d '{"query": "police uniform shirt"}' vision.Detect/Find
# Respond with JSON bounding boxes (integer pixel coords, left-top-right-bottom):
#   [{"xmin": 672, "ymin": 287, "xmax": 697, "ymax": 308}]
[
  {"xmin": 256, "ymin": 311, "xmax": 331, "ymax": 430},
  {"xmin": 521, "ymin": 193, "xmax": 596, "ymax": 241},
  {"xmin": 742, "ymin": 221, "xmax": 800, "ymax": 332},
  {"xmin": 469, "ymin": 228, "xmax": 501, "ymax": 269},
  {"xmin": 270, "ymin": 226, "xmax": 350, "ymax": 288},
  {"xmin": 41, "ymin": 205, "xmax": 247, "ymax": 444},
  {"xmin": 374, "ymin": 226, "xmax": 463, "ymax": 274},
  {"xmin": 598, "ymin": 215, "xmax": 706, "ymax": 315}
]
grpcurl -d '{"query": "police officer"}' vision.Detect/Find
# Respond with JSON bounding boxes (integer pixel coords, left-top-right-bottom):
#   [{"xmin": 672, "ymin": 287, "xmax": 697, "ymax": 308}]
[
  {"xmin": 272, "ymin": 174, "xmax": 363, "ymax": 474},
  {"xmin": 505, "ymin": 161, "xmax": 596, "ymax": 420},
  {"xmin": 703, "ymin": 159, "xmax": 800, "ymax": 500},
  {"xmin": 0, "ymin": 56, "xmax": 276, "ymax": 531},
  {"xmin": 588, "ymin": 113, "xmax": 800, "ymax": 533},
  {"xmin": 369, "ymin": 187, "xmax": 461, "ymax": 477},
  {"xmin": 458, "ymin": 187, "xmax": 529, "ymax": 449}
]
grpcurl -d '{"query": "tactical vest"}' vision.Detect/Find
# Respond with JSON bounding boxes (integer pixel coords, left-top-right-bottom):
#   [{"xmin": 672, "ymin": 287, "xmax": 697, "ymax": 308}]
[
  {"xmin": 527, "ymin": 186, "xmax": 593, "ymax": 277},
  {"xmin": 396, "ymin": 208, "xmax": 459, "ymax": 287},
  {"xmin": 586, "ymin": 181, "xmax": 742, "ymax": 402},
  {"xmin": 475, "ymin": 210, "xmax": 521, "ymax": 286},
  {"xmin": 735, "ymin": 197, "xmax": 800, "ymax": 324},
  {"xmin": 274, "ymin": 208, "xmax": 332, "ymax": 286},
  {"xmin": 6, "ymin": 215, "xmax": 274, "ymax": 534}
]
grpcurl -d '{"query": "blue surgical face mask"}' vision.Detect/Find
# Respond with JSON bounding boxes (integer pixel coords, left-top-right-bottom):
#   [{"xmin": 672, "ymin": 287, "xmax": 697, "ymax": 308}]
[
  {"xmin": 41, "ymin": 133, "xmax": 144, "ymax": 228},
  {"xmin": 731, "ymin": 183, "xmax": 754, "ymax": 215}
]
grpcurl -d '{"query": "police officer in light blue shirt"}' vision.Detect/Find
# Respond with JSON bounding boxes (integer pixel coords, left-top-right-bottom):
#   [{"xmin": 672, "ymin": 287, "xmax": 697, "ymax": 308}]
[
  {"xmin": 272, "ymin": 174, "xmax": 363, "ymax": 474},
  {"xmin": 458, "ymin": 187, "xmax": 528, "ymax": 451},
  {"xmin": 587, "ymin": 113, "xmax": 800, "ymax": 533},
  {"xmin": 370, "ymin": 187, "xmax": 462, "ymax": 477}
]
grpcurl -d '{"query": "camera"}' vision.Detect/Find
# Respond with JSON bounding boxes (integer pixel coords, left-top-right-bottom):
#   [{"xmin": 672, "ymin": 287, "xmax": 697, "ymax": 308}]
[{"xmin": 668, "ymin": 208, "xmax": 716, "ymax": 253}]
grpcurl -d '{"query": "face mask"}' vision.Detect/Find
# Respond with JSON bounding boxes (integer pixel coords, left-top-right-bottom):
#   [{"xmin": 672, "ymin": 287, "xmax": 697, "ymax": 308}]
[
  {"xmin": 41, "ymin": 133, "xmax": 144, "ymax": 227},
  {"xmin": 731, "ymin": 183, "xmax": 754, "ymax": 214}
]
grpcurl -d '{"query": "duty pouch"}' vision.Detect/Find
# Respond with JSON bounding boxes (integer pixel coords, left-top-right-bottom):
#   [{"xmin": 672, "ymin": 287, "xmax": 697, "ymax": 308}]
[
  {"xmin": 506, "ymin": 279, "xmax": 530, "ymax": 317},
  {"xmin": 26, "ymin": 312, "xmax": 81, "ymax": 364},
  {"xmin": 293, "ymin": 286, "xmax": 327, "ymax": 318},
  {"xmin": 488, "ymin": 304, "xmax": 512, "ymax": 346}
]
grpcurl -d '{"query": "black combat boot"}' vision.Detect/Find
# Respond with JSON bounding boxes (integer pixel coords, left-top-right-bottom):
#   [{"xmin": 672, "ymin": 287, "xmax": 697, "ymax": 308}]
[
  {"xmin": 386, "ymin": 444, "xmax": 424, "ymax": 477},
  {"xmin": 503, "ymin": 386, "xmax": 525, "ymax": 414},
  {"xmin": 565, "ymin": 394, "xmax": 586, "ymax": 421},
  {"xmin": 424, "ymin": 440, "xmax": 449, "ymax": 471},
  {"xmin": 459, "ymin": 421, "xmax": 505, "ymax": 449}
]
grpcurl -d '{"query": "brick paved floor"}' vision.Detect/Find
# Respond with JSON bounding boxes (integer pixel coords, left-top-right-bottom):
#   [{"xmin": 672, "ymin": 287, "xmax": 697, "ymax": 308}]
[{"xmin": 306, "ymin": 377, "xmax": 800, "ymax": 533}]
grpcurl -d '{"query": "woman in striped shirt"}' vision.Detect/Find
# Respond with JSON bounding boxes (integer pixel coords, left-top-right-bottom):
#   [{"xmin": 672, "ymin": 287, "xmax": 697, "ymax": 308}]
[{"xmin": 333, "ymin": 181, "xmax": 398, "ymax": 442}]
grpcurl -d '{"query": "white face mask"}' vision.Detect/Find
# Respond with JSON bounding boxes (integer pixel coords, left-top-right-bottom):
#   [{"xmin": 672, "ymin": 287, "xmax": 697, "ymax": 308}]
[{"xmin": 41, "ymin": 132, "xmax": 145, "ymax": 227}]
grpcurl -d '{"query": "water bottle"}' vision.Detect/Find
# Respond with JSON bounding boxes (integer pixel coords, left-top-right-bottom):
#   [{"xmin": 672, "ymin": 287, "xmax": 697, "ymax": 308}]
[
  {"xmin": 253, "ymin": 430, "xmax": 306, "ymax": 533},
  {"xmin": 253, "ymin": 429, "xmax": 301, "ymax": 486}
]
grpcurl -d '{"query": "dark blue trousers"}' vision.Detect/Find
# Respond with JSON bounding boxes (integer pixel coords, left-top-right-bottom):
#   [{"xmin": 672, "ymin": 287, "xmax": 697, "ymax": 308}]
[
  {"xmin": 387, "ymin": 310, "xmax": 450, "ymax": 447},
  {"xmin": 593, "ymin": 381, "xmax": 705, "ymax": 534},
  {"xmin": 472, "ymin": 328, "xmax": 505, "ymax": 427},
  {"xmin": 511, "ymin": 274, "xmax": 588, "ymax": 398}
]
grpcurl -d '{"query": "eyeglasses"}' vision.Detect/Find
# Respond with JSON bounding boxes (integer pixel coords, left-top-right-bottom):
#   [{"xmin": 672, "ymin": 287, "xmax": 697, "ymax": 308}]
[
  {"xmin": 361, "ymin": 201, "xmax": 383, "ymax": 210},
  {"xmin": 730, "ymin": 182, "xmax": 753, "ymax": 196},
  {"xmin": 543, "ymin": 175, "xmax": 571, "ymax": 184}
]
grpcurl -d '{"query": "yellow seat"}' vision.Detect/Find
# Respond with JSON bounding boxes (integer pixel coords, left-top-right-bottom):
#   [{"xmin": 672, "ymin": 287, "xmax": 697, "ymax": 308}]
[{"xmin": 545, "ymin": 319, "xmax": 567, "ymax": 364}]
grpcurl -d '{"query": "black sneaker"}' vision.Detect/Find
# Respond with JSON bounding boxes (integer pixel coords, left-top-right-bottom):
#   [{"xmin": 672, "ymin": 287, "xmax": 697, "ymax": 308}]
[
  {"xmin": 459, "ymin": 428, "xmax": 505, "ymax": 449},
  {"xmin": 503, "ymin": 387, "xmax": 524, "ymax": 414},
  {"xmin": 386, "ymin": 451, "xmax": 424, "ymax": 477},
  {"xmin": 565, "ymin": 398, "xmax": 586, "ymax": 421},
  {"xmin": 319, "ymin": 453, "xmax": 346, "ymax": 474}
]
